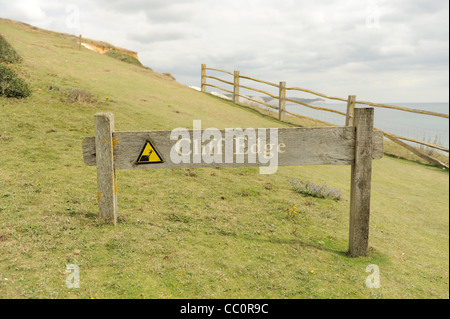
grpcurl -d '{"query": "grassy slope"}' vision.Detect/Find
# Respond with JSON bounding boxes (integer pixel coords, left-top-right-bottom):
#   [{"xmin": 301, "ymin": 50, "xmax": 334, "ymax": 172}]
[{"xmin": 0, "ymin": 19, "xmax": 448, "ymax": 299}]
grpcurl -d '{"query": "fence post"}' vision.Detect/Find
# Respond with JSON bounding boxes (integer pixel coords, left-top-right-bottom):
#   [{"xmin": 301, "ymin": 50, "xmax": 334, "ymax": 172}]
[
  {"xmin": 201, "ymin": 64, "xmax": 206, "ymax": 92},
  {"xmin": 345, "ymin": 95, "xmax": 356, "ymax": 126},
  {"xmin": 233, "ymin": 70, "xmax": 240, "ymax": 104},
  {"xmin": 349, "ymin": 107, "xmax": 374, "ymax": 257},
  {"xmin": 279, "ymin": 81, "xmax": 286, "ymax": 121},
  {"xmin": 95, "ymin": 113, "xmax": 118, "ymax": 225}
]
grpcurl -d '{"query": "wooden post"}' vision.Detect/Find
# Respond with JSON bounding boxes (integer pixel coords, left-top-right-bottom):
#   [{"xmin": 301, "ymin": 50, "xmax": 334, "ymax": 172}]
[
  {"xmin": 78, "ymin": 34, "xmax": 82, "ymax": 50},
  {"xmin": 345, "ymin": 95, "xmax": 356, "ymax": 126},
  {"xmin": 201, "ymin": 64, "xmax": 206, "ymax": 92},
  {"xmin": 279, "ymin": 81, "xmax": 286, "ymax": 121},
  {"xmin": 349, "ymin": 108, "xmax": 374, "ymax": 257},
  {"xmin": 95, "ymin": 113, "xmax": 118, "ymax": 225},
  {"xmin": 233, "ymin": 70, "xmax": 240, "ymax": 104}
]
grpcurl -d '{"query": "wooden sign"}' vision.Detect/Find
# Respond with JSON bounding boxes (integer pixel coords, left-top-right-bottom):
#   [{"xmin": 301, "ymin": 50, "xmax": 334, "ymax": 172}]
[
  {"xmin": 82, "ymin": 127, "xmax": 383, "ymax": 170},
  {"xmin": 82, "ymin": 108, "xmax": 382, "ymax": 257}
]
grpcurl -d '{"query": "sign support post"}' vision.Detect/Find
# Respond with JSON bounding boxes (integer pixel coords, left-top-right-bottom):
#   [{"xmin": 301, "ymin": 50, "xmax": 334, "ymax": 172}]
[
  {"xmin": 349, "ymin": 108, "xmax": 374, "ymax": 257},
  {"xmin": 94, "ymin": 113, "xmax": 117, "ymax": 225}
]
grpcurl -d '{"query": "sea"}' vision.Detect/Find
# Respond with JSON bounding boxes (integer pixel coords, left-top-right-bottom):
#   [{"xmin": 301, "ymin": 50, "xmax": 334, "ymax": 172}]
[
  {"xmin": 209, "ymin": 89, "xmax": 449, "ymax": 151},
  {"xmin": 285, "ymin": 101, "xmax": 449, "ymax": 150}
]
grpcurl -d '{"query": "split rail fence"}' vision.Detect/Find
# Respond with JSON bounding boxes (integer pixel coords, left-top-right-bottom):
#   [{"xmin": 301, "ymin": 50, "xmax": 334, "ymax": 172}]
[{"xmin": 201, "ymin": 64, "xmax": 449, "ymax": 169}]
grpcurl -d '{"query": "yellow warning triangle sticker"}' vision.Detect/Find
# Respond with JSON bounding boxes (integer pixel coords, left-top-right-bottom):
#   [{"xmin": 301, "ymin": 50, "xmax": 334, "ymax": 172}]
[{"xmin": 136, "ymin": 140, "xmax": 163, "ymax": 164}]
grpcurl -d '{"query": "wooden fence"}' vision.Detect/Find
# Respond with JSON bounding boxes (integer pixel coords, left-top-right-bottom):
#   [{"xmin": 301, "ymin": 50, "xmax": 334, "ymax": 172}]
[{"xmin": 201, "ymin": 64, "xmax": 449, "ymax": 169}]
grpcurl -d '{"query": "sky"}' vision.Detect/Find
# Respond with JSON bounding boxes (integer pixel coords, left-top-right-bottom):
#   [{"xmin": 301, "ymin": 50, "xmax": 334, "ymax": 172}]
[{"xmin": 0, "ymin": 0, "xmax": 449, "ymax": 103}]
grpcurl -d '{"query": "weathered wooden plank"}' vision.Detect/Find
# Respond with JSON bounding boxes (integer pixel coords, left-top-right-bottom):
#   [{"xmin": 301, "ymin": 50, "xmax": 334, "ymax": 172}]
[
  {"xmin": 94, "ymin": 113, "xmax": 117, "ymax": 224},
  {"xmin": 82, "ymin": 126, "xmax": 384, "ymax": 170},
  {"xmin": 349, "ymin": 108, "xmax": 374, "ymax": 257},
  {"xmin": 372, "ymin": 130, "xmax": 384, "ymax": 159}
]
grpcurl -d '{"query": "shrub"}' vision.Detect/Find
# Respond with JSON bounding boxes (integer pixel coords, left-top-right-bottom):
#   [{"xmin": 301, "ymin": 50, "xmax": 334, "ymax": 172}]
[
  {"xmin": 0, "ymin": 34, "xmax": 22, "ymax": 63},
  {"xmin": 0, "ymin": 64, "xmax": 31, "ymax": 98},
  {"xmin": 105, "ymin": 50, "xmax": 143, "ymax": 67},
  {"xmin": 162, "ymin": 72, "xmax": 176, "ymax": 80},
  {"xmin": 48, "ymin": 85, "xmax": 95, "ymax": 104},
  {"xmin": 65, "ymin": 88, "xmax": 95, "ymax": 103}
]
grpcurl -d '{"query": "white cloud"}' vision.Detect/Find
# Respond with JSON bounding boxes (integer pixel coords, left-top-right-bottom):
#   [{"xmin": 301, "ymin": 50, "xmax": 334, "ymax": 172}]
[
  {"xmin": 15, "ymin": 0, "xmax": 46, "ymax": 21},
  {"xmin": 0, "ymin": 0, "xmax": 448, "ymax": 102}
]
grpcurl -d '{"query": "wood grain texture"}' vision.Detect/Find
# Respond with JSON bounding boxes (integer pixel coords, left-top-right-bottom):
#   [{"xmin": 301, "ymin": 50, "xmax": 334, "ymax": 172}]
[
  {"xmin": 233, "ymin": 71, "xmax": 240, "ymax": 104},
  {"xmin": 345, "ymin": 95, "xmax": 356, "ymax": 126},
  {"xmin": 279, "ymin": 81, "xmax": 286, "ymax": 121},
  {"xmin": 82, "ymin": 126, "xmax": 384, "ymax": 170},
  {"xmin": 94, "ymin": 113, "xmax": 117, "ymax": 224},
  {"xmin": 205, "ymin": 83, "xmax": 234, "ymax": 95},
  {"xmin": 285, "ymin": 98, "xmax": 347, "ymax": 116},
  {"xmin": 238, "ymin": 75, "xmax": 279, "ymax": 88},
  {"xmin": 236, "ymin": 94, "xmax": 278, "ymax": 109},
  {"xmin": 349, "ymin": 108, "xmax": 374, "ymax": 257},
  {"xmin": 238, "ymin": 84, "xmax": 279, "ymax": 100},
  {"xmin": 205, "ymin": 67, "xmax": 234, "ymax": 76},
  {"xmin": 201, "ymin": 64, "xmax": 206, "ymax": 92},
  {"xmin": 285, "ymin": 86, "xmax": 348, "ymax": 102},
  {"xmin": 205, "ymin": 75, "xmax": 234, "ymax": 86}
]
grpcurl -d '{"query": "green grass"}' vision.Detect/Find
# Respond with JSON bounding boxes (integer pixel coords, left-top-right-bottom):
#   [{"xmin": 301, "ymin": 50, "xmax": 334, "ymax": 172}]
[
  {"xmin": 0, "ymin": 18, "xmax": 448, "ymax": 299},
  {"xmin": 0, "ymin": 64, "xmax": 31, "ymax": 98}
]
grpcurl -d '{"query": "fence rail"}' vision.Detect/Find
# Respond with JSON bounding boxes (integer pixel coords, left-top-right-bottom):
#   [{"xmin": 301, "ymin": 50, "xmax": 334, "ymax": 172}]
[{"xmin": 200, "ymin": 64, "xmax": 449, "ymax": 169}]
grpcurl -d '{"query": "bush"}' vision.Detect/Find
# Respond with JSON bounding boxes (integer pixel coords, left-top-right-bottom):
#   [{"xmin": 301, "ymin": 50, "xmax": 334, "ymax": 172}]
[
  {"xmin": 48, "ymin": 85, "xmax": 95, "ymax": 104},
  {"xmin": 0, "ymin": 34, "xmax": 22, "ymax": 63},
  {"xmin": 0, "ymin": 64, "xmax": 31, "ymax": 98},
  {"xmin": 105, "ymin": 50, "xmax": 143, "ymax": 67},
  {"xmin": 163, "ymin": 72, "xmax": 176, "ymax": 80}
]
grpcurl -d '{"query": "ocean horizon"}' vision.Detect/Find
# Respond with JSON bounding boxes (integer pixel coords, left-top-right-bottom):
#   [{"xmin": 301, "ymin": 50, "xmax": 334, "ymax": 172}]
[
  {"xmin": 205, "ymin": 88, "xmax": 448, "ymax": 150},
  {"xmin": 285, "ymin": 101, "xmax": 449, "ymax": 149}
]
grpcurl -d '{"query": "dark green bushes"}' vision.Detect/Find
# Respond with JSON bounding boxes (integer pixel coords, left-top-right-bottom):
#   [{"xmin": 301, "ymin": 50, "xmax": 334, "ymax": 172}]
[
  {"xmin": 105, "ymin": 50, "xmax": 143, "ymax": 67},
  {"xmin": 0, "ymin": 34, "xmax": 31, "ymax": 98},
  {"xmin": 0, "ymin": 64, "xmax": 31, "ymax": 98}
]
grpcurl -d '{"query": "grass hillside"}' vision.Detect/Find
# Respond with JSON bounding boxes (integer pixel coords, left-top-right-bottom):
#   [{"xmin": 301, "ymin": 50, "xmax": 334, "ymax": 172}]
[{"xmin": 0, "ymin": 18, "xmax": 448, "ymax": 299}]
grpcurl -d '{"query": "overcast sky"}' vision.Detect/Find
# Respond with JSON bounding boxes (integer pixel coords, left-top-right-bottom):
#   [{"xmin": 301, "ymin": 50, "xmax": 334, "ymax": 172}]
[{"xmin": 1, "ymin": 0, "xmax": 448, "ymax": 103}]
